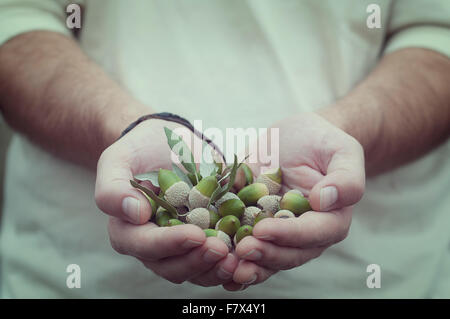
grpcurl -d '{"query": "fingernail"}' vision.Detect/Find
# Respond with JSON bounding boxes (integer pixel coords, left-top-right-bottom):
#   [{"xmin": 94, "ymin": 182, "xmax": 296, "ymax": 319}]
[
  {"xmin": 203, "ymin": 249, "xmax": 226, "ymax": 263},
  {"xmin": 122, "ymin": 197, "xmax": 140, "ymax": 223},
  {"xmin": 241, "ymin": 249, "xmax": 262, "ymax": 261},
  {"xmin": 242, "ymin": 274, "xmax": 257, "ymax": 285},
  {"xmin": 238, "ymin": 284, "xmax": 247, "ymax": 291},
  {"xmin": 217, "ymin": 267, "xmax": 232, "ymax": 280},
  {"xmin": 182, "ymin": 239, "xmax": 203, "ymax": 249},
  {"xmin": 320, "ymin": 186, "xmax": 338, "ymax": 211}
]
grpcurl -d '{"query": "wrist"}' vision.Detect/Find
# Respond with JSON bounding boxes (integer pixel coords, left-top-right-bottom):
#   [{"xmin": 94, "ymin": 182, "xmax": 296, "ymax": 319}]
[{"xmin": 316, "ymin": 92, "xmax": 385, "ymax": 162}]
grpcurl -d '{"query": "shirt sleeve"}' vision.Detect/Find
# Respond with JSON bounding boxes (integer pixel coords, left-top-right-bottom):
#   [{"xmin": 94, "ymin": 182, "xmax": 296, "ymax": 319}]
[
  {"xmin": 0, "ymin": 0, "xmax": 76, "ymax": 46},
  {"xmin": 383, "ymin": 0, "xmax": 450, "ymax": 58}
]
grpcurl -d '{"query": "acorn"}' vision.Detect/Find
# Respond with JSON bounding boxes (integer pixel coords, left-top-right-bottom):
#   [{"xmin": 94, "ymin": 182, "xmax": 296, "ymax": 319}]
[
  {"xmin": 218, "ymin": 198, "xmax": 245, "ymax": 218},
  {"xmin": 280, "ymin": 191, "xmax": 311, "ymax": 216},
  {"xmin": 188, "ymin": 173, "xmax": 201, "ymax": 186},
  {"xmin": 186, "ymin": 208, "xmax": 220, "ymax": 229},
  {"xmin": 167, "ymin": 219, "xmax": 184, "ymax": 226},
  {"xmin": 214, "ymin": 192, "xmax": 239, "ymax": 208},
  {"xmin": 158, "ymin": 169, "xmax": 190, "ymax": 207},
  {"xmin": 155, "ymin": 208, "xmax": 172, "ymax": 227},
  {"xmin": 241, "ymin": 206, "xmax": 261, "ymax": 226},
  {"xmin": 257, "ymin": 195, "xmax": 281, "ymax": 214},
  {"xmin": 234, "ymin": 225, "xmax": 253, "ymax": 245},
  {"xmin": 253, "ymin": 211, "xmax": 274, "ymax": 225},
  {"xmin": 256, "ymin": 167, "xmax": 282, "ymax": 195},
  {"xmin": 237, "ymin": 183, "xmax": 269, "ymax": 206},
  {"xmin": 274, "ymin": 210, "xmax": 295, "ymax": 219},
  {"xmin": 188, "ymin": 175, "xmax": 219, "ymax": 209},
  {"xmin": 215, "ymin": 215, "xmax": 240, "ymax": 237},
  {"xmin": 233, "ymin": 163, "xmax": 254, "ymax": 191}
]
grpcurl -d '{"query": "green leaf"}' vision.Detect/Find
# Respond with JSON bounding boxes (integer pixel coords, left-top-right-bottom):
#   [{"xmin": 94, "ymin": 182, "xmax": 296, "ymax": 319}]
[
  {"xmin": 172, "ymin": 163, "xmax": 193, "ymax": 188},
  {"xmin": 207, "ymin": 154, "xmax": 240, "ymax": 207},
  {"xmin": 199, "ymin": 142, "xmax": 220, "ymax": 178},
  {"xmin": 164, "ymin": 127, "xmax": 199, "ymax": 183},
  {"xmin": 134, "ymin": 171, "xmax": 159, "ymax": 187},
  {"xmin": 130, "ymin": 180, "xmax": 178, "ymax": 218}
]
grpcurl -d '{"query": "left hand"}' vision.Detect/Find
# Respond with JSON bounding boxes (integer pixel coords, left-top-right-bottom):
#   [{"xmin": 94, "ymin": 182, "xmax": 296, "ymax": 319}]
[{"xmin": 223, "ymin": 112, "xmax": 365, "ymax": 291}]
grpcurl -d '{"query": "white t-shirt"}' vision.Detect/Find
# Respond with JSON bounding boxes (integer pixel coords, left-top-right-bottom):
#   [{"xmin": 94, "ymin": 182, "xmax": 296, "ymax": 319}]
[{"xmin": 1, "ymin": 0, "xmax": 449, "ymax": 298}]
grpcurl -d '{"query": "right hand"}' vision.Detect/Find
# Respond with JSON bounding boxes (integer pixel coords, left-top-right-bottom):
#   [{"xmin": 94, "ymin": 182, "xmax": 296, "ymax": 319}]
[{"xmin": 95, "ymin": 119, "xmax": 238, "ymax": 285}]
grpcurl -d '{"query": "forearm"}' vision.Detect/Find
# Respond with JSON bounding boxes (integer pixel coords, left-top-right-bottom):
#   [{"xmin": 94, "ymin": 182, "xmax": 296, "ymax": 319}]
[
  {"xmin": 0, "ymin": 31, "xmax": 150, "ymax": 168},
  {"xmin": 320, "ymin": 48, "xmax": 450, "ymax": 176}
]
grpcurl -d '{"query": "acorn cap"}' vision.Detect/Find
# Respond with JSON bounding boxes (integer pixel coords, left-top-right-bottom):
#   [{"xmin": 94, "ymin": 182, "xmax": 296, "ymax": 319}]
[
  {"xmin": 188, "ymin": 176, "xmax": 219, "ymax": 209},
  {"xmin": 167, "ymin": 218, "xmax": 184, "ymax": 226},
  {"xmin": 164, "ymin": 181, "xmax": 191, "ymax": 207},
  {"xmin": 215, "ymin": 215, "xmax": 240, "ymax": 237},
  {"xmin": 241, "ymin": 206, "xmax": 261, "ymax": 226},
  {"xmin": 237, "ymin": 183, "xmax": 269, "ymax": 206},
  {"xmin": 254, "ymin": 210, "xmax": 274, "ymax": 226},
  {"xmin": 188, "ymin": 187, "xmax": 210, "ymax": 209},
  {"xmin": 274, "ymin": 210, "xmax": 295, "ymax": 219},
  {"xmin": 257, "ymin": 195, "xmax": 281, "ymax": 214},
  {"xmin": 262, "ymin": 167, "xmax": 282, "ymax": 184},
  {"xmin": 280, "ymin": 192, "xmax": 311, "ymax": 216},
  {"xmin": 234, "ymin": 225, "xmax": 253, "ymax": 245},
  {"xmin": 217, "ymin": 230, "xmax": 233, "ymax": 250},
  {"xmin": 215, "ymin": 192, "xmax": 239, "ymax": 208},
  {"xmin": 186, "ymin": 208, "xmax": 211, "ymax": 229},
  {"xmin": 155, "ymin": 209, "xmax": 172, "ymax": 227},
  {"xmin": 218, "ymin": 198, "xmax": 245, "ymax": 218},
  {"xmin": 158, "ymin": 169, "xmax": 181, "ymax": 193}
]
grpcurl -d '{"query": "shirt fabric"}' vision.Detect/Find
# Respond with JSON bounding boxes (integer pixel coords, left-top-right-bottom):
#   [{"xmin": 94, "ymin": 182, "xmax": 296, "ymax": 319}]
[{"xmin": 0, "ymin": 0, "xmax": 449, "ymax": 298}]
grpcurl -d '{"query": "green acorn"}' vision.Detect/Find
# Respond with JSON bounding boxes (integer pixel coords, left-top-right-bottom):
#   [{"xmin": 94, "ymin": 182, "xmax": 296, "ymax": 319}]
[
  {"xmin": 214, "ymin": 192, "xmax": 239, "ymax": 208},
  {"xmin": 218, "ymin": 198, "xmax": 245, "ymax": 218},
  {"xmin": 167, "ymin": 219, "xmax": 184, "ymax": 226},
  {"xmin": 215, "ymin": 215, "xmax": 240, "ymax": 237},
  {"xmin": 204, "ymin": 229, "xmax": 218, "ymax": 237},
  {"xmin": 233, "ymin": 163, "xmax": 254, "ymax": 191},
  {"xmin": 237, "ymin": 183, "xmax": 269, "ymax": 206},
  {"xmin": 188, "ymin": 175, "xmax": 219, "ymax": 209},
  {"xmin": 188, "ymin": 173, "xmax": 201, "ymax": 186},
  {"xmin": 274, "ymin": 210, "xmax": 295, "ymax": 219},
  {"xmin": 234, "ymin": 225, "xmax": 253, "ymax": 245},
  {"xmin": 158, "ymin": 169, "xmax": 190, "ymax": 207},
  {"xmin": 257, "ymin": 195, "xmax": 281, "ymax": 214},
  {"xmin": 280, "ymin": 191, "xmax": 311, "ymax": 216},
  {"xmin": 186, "ymin": 207, "xmax": 220, "ymax": 229},
  {"xmin": 241, "ymin": 206, "xmax": 261, "ymax": 226},
  {"xmin": 155, "ymin": 208, "xmax": 172, "ymax": 227},
  {"xmin": 256, "ymin": 167, "xmax": 282, "ymax": 195},
  {"xmin": 253, "ymin": 211, "xmax": 274, "ymax": 225}
]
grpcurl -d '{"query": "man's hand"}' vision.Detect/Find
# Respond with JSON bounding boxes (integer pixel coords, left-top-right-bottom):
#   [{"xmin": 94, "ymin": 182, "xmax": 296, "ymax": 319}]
[
  {"xmin": 95, "ymin": 120, "xmax": 239, "ymax": 286},
  {"xmin": 224, "ymin": 112, "xmax": 365, "ymax": 291}
]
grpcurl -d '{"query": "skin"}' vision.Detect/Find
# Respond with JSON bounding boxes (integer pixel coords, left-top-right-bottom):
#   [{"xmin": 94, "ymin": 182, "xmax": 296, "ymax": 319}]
[{"xmin": 1, "ymin": 30, "xmax": 449, "ymax": 290}]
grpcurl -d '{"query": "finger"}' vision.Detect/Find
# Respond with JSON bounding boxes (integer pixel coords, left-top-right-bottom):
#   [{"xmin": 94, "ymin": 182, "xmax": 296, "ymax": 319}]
[
  {"xmin": 252, "ymin": 207, "xmax": 352, "ymax": 248},
  {"xmin": 309, "ymin": 144, "xmax": 365, "ymax": 211},
  {"xmin": 95, "ymin": 144, "xmax": 152, "ymax": 224},
  {"xmin": 232, "ymin": 260, "xmax": 277, "ymax": 286},
  {"xmin": 108, "ymin": 217, "xmax": 206, "ymax": 260},
  {"xmin": 143, "ymin": 237, "xmax": 229, "ymax": 284},
  {"xmin": 236, "ymin": 236, "xmax": 323, "ymax": 270},
  {"xmin": 223, "ymin": 281, "xmax": 247, "ymax": 292},
  {"xmin": 189, "ymin": 253, "xmax": 239, "ymax": 287}
]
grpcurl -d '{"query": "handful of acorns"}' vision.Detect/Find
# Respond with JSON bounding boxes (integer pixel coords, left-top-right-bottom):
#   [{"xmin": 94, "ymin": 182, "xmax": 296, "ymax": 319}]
[{"xmin": 130, "ymin": 127, "xmax": 311, "ymax": 250}]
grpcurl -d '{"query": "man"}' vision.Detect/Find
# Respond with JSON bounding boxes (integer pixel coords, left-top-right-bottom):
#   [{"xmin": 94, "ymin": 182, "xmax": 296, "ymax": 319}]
[{"xmin": 0, "ymin": 0, "xmax": 449, "ymax": 298}]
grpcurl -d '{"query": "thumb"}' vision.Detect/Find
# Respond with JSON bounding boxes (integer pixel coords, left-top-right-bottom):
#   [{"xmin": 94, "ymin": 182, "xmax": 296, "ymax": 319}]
[
  {"xmin": 309, "ymin": 146, "xmax": 365, "ymax": 211},
  {"xmin": 95, "ymin": 146, "xmax": 153, "ymax": 225}
]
